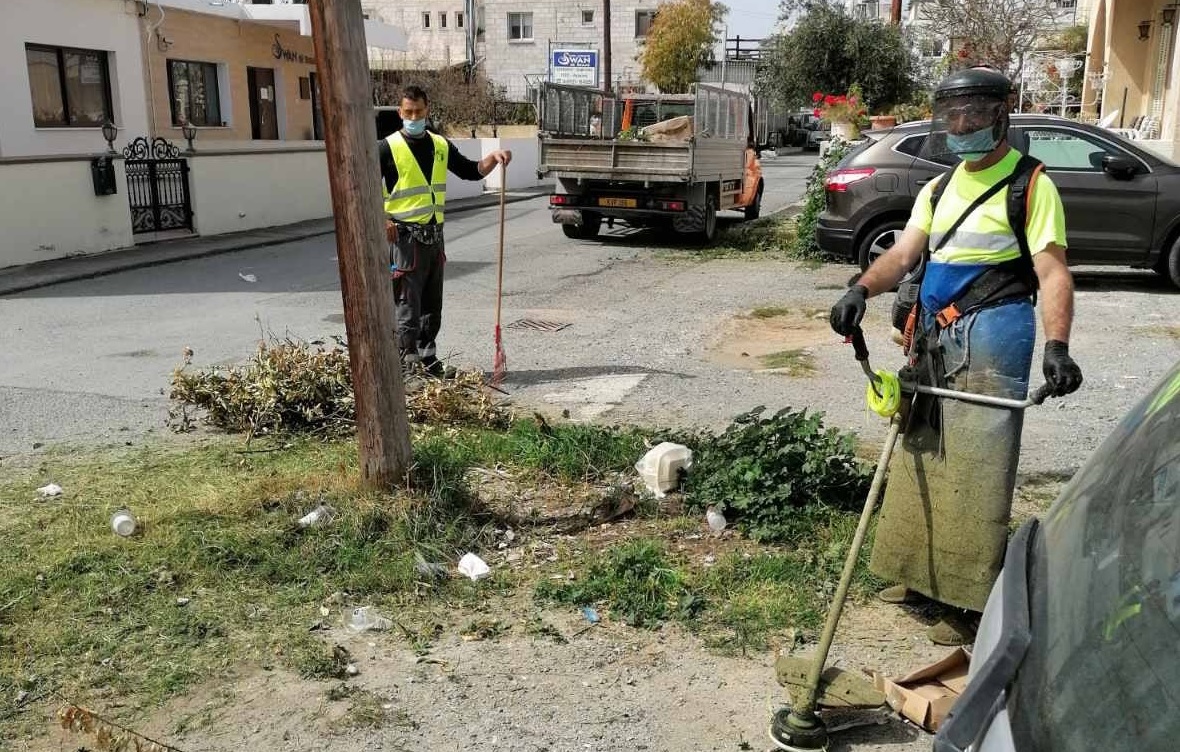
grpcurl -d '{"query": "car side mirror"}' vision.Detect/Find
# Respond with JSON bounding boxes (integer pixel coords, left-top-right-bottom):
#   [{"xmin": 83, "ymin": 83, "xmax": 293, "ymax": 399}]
[{"xmin": 1102, "ymin": 154, "xmax": 1140, "ymax": 180}]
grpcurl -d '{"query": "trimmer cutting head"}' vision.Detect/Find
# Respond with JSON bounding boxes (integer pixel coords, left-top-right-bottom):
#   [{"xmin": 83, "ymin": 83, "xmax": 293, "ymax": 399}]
[{"xmin": 769, "ymin": 708, "xmax": 829, "ymax": 752}]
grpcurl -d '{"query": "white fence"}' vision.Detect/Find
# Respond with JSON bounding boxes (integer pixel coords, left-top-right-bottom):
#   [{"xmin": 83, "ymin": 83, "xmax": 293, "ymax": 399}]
[{"xmin": 0, "ymin": 157, "xmax": 134, "ymax": 269}]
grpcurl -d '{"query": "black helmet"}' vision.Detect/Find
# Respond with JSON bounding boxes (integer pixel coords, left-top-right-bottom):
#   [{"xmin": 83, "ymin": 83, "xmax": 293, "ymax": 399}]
[
  {"xmin": 934, "ymin": 67, "xmax": 1012, "ymax": 102},
  {"xmin": 928, "ymin": 66, "xmax": 1012, "ymax": 162}
]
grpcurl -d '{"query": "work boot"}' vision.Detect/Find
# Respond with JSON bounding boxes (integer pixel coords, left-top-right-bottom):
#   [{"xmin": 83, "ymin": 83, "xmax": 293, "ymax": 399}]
[
  {"xmin": 927, "ymin": 613, "xmax": 978, "ymax": 646},
  {"xmin": 421, "ymin": 355, "xmax": 457, "ymax": 380},
  {"xmin": 878, "ymin": 585, "xmax": 917, "ymax": 604}
]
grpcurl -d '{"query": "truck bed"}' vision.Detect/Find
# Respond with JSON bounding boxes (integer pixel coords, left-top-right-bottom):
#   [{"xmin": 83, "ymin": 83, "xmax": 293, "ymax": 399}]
[{"xmin": 539, "ymin": 137, "xmax": 743, "ymax": 184}]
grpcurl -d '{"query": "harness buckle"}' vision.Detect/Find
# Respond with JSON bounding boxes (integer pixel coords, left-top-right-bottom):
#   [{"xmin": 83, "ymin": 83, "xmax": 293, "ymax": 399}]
[{"xmin": 935, "ymin": 304, "xmax": 961, "ymax": 328}]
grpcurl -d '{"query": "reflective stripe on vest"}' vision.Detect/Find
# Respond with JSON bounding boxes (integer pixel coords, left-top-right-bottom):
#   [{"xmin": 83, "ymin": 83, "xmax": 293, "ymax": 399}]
[
  {"xmin": 928, "ymin": 155, "xmax": 1024, "ymax": 267},
  {"xmin": 383, "ymin": 132, "xmax": 449, "ymax": 224}
]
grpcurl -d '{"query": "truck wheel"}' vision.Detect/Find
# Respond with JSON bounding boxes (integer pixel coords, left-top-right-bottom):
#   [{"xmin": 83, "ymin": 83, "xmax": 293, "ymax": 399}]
[
  {"xmin": 744, "ymin": 182, "xmax": 764, "ymax": 221},
  {"xmin": 701, "ymin": 195, "xmax": 718, "ymax": 243},
  {"xmin": 562, "ymin": 212, "xmax": 602, "ymax": 240}
]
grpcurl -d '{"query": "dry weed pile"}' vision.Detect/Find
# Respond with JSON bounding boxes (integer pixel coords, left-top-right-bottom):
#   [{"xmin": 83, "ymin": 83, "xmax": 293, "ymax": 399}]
[{"xmin": 169, "ymin": 339, "xmax": 508, "ymax": 437}]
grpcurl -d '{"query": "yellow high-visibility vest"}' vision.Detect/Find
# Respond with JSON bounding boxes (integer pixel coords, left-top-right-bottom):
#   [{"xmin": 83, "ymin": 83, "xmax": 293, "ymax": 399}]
[{"xmin": 383, "ymin": 131, "xmax": 448, "ymax": 224}]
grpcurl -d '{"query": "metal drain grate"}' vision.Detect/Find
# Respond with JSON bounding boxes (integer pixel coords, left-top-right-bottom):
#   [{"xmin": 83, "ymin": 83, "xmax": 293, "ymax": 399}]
[{"xmin": 505, "ymin": 318, "xmax": 570, "ymax": 332}]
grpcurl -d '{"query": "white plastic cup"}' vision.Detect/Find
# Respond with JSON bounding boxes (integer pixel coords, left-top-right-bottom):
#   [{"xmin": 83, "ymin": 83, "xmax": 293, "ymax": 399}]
[
  {"xmin": 297, "ymin": 504, "xmax": 335, "ymax": 528},
  {"xmin": 111, "ymin": 510, "xmax": 137, "ymax": 537}
]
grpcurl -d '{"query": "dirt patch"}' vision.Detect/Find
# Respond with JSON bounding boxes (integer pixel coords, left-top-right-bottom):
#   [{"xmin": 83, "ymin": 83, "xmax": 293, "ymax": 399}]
[
  {"xmin": 31, "ymin": 603, "xmax": 937, "ymax": 752},
  {"xmin": 706, "ymin": 309, "xmax": 831, "ymax": 373},
  {"xmin": 1136, "ymin": 324, "xmax": 1180, "ymax": 340}
]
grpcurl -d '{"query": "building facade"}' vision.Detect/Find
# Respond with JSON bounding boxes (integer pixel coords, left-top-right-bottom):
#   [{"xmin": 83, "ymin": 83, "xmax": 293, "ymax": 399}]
[
  {"xmin": 369, "ymin": 0, "xmax": 663, "ymax": 99},
  {"xmin": 0, "ymin": 0, "xmax": 407, "ymax": 270},
  {"xmin": 1085, "ymin": 0, "xmax": 1180, "ymax": 157}
]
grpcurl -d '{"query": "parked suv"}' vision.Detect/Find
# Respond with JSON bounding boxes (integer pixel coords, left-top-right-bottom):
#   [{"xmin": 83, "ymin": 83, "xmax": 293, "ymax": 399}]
[{"xmin": 815, "ymin": 115, "xmax": 1180, "ymax": 288}]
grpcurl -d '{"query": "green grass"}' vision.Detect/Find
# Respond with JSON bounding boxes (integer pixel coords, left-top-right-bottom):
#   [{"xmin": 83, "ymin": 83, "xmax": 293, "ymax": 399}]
[
  {"xmin": 535, "ymin": 508, "xmax": 882, "ymax": 652},
  {"xmin": 749, "ymin": 305, "xmax": 794, "ymax": 319},
  {"xmin": 0, "ymin": 409, "xmax": 880, "ymax": 741},
  {"xmin": 0, "ymin": 417, "xmax": 645, "ymax": 743},
  {"xmin": 759, "ymin": 349, "xmax": 818, "ymax": 376},
  {"xmin": 658, "ymin": 215, "xmax": 803, "ymax": 262}
]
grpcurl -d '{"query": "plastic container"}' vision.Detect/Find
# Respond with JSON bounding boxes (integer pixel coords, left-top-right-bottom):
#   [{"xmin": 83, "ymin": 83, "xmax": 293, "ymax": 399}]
[
  {"xmin": 111, "ymin": 510, "xmax": 137, "ymax": 537},
  {"xmin": 634, "ymin": 442, "xmax": 694, "ymax": 498},
  {"xmin": 347, "ymin": 606, "xmax": 392, "ymax": 632}
]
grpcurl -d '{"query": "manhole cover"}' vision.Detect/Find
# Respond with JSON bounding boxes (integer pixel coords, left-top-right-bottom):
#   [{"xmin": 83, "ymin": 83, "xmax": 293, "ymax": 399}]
[{"xmin": 506, "ymin": 318, "xmax": 570, "ymax": 332}]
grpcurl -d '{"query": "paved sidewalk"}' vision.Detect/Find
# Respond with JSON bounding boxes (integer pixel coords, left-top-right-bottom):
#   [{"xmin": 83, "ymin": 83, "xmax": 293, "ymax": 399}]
[{"xmin": 0, "ymin": 188, "xmax": 547, "ymax": 296}]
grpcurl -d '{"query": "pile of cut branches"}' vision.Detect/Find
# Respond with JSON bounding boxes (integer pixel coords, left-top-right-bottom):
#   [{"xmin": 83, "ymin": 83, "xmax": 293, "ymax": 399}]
[{"xmin": 169, "ymin": 338, "xmax": 508, "ymax": 437}]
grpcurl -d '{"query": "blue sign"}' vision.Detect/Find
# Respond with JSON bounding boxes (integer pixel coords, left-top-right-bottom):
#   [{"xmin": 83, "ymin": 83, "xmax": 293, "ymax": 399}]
[{"xmin": 551, "ymin": 49, "xmax": 599, "ymax": 86}]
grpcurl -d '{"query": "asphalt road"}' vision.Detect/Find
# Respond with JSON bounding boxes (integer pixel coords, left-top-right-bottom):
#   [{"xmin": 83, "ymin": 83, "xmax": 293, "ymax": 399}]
[{"xmin": 0, "ymin": 152, "xmax": 816, "ymax": 457}]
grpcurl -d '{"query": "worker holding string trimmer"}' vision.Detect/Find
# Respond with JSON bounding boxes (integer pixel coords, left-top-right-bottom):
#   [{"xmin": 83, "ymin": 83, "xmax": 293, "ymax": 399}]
[{"xmin": 828, "ymin": 66, "xmax": 1083, "ymax": 646}]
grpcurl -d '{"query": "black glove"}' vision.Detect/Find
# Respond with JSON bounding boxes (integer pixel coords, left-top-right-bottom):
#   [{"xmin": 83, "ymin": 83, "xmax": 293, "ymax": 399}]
[
  {"xmin": 1043, "ymin": 340, "xmax": 1083, "ymax": 396},
  {"xmin": 830, "ymin": 285, "xmax": 868, "ymax": 337}
]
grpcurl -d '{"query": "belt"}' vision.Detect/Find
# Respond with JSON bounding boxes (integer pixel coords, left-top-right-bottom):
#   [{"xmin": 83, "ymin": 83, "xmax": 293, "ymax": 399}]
[{"xmin": 394, "ymin": 221, "xmax": 444, "ymax": 245}]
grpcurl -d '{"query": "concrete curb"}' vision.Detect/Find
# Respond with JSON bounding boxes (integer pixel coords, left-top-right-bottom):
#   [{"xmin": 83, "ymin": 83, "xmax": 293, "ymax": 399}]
[{"xmin": 0, "ymin": 189, "xmax": 547, "ymax": 296}]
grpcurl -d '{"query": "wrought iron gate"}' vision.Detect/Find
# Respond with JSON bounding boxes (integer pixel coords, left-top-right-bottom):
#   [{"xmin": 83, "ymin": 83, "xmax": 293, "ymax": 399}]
[{"xmin": 123, "ymin": 137, "xmax": 193, "ymax": 234}]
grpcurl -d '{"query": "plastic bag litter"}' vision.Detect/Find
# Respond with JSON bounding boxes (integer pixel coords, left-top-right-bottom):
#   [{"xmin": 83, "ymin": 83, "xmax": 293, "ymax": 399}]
[
  {"xmin": 37, "ymin": 483, "xmax": 63, "ymax": 498},
  {"xmin": 458, "ymin": 552, "xmax": 491, "ymax": 581},
  {"xmin": 347, "ymin": 606, "xmax": 392, "ymax": 632},
  {"xmin": 706, "ymin": 505, "xmax": 727, "ymax": 533},
  {"xmin": 297, "ymin": 504, "xmax": 335, "ymax": 528},
  {"xmin": 414, "ymin": 552, "xmax": 449, "ymax": 581}
]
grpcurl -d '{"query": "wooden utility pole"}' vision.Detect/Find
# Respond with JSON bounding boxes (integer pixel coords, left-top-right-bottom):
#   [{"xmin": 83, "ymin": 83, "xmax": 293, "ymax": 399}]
[
  {"xmin": 603, "ymin": 0, "xmax": 612, "ymax": 93},
  {"xmin": 890, "ymin": 0, "xmax": 902, "ymax": 25},
  {"xmin": 308, "ymin": 0, "xmax": 412, "ymax": 488}
]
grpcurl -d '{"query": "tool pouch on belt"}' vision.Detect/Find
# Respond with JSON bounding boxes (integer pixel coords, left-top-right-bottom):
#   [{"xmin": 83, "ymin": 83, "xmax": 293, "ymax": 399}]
[
  {"xmin": 399, "ymin": 222, "xmax": 444, "ymax": 245},
  {"xmin": 899, "ymin": 316, "xmax": 946, "ymax": 451}
]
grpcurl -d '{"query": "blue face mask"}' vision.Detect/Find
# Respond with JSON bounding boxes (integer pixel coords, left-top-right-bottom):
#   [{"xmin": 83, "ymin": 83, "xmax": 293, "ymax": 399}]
[
  {"xmin": 403, "ymin": 118, "xmax": 427, "ymax": 137},
  {"xmin": 946, "ymin": 126, "xmax": 998, "ymax": 161}
]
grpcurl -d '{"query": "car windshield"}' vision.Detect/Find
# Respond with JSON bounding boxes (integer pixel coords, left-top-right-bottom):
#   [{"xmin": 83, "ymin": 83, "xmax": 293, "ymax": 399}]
[{"xmin": 1009, "ymin": 365, "xmax": 1180, "ymax": 750}]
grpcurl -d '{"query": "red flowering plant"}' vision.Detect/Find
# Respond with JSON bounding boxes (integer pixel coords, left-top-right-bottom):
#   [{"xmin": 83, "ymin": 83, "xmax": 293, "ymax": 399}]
[{"xmin": 811, "ymin": 84, "xmax": 868, "ymax": 125}]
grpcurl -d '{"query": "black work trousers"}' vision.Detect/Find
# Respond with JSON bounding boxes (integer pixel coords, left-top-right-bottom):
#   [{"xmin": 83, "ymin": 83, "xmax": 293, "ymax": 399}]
[{"xmin": 390, "ymin": 229, "xmax": 445, "ymax": 361}]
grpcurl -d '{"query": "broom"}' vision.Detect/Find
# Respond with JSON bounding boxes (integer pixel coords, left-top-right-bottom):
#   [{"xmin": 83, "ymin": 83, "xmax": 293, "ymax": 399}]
[{"xmin": 492, "ymin": 175, "xmax": 508, "ymax": 386}]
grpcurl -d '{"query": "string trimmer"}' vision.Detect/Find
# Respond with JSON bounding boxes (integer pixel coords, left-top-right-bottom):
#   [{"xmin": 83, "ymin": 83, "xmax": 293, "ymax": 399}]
[{"xmin": 769, "ymin": 327, "xmax": 1053, "ymax": 752}]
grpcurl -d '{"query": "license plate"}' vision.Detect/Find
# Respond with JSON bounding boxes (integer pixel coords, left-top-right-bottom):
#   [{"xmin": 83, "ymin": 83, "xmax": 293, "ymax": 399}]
[{"xmin": 598, "ymin": 197, "xmax": 637, "ymax": 208}]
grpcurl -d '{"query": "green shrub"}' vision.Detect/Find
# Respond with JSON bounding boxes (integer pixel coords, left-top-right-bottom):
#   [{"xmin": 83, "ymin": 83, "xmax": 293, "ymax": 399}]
[
  {"xmin": 792, "ymin": 140, "xmax": 853, "ymax": 259},
  {"xmin": 683, "ymin": 407, "xmax": 873, "ymax": 542}
]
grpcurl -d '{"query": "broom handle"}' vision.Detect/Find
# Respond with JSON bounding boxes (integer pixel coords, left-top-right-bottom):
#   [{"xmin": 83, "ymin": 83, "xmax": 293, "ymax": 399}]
[{"xmin": 496, "ymin": 173, "xmax": 506, "ymax": 328}]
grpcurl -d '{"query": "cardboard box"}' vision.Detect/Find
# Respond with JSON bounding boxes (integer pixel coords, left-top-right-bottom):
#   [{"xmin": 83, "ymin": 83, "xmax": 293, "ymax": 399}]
[{"xmin": 873, "ymin": 648, "xmax": 971, "ymax": 732}]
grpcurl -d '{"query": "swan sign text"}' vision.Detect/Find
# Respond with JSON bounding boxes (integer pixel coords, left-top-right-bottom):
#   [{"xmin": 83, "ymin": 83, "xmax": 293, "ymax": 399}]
[{"xmin": 550, "ymin": 50, "xmax": 599, "ymax": 86}]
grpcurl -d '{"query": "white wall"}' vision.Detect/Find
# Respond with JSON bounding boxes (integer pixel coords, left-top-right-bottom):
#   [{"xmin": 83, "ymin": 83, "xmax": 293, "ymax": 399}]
[
  {"xmin": 1140, "ymin": 139, "xmax": 1180, "ymax": 162},
  {"xmin": 481, "ymin": 137, "xmax": 545, "ymax": 190},
  {"xmin": 446, "ymin": 137, "xmax": 487, "ymax": 200},
  {"xmin": 0, "ymin": 0, "xmax": 149, "ymax": 158},
  {"xmin": 0, "ymin": 159, "xmax": 134, "ymax": 268},
  {"xmin": 187, "ymin": 149, "xmax": 332, "ymax": 236}
]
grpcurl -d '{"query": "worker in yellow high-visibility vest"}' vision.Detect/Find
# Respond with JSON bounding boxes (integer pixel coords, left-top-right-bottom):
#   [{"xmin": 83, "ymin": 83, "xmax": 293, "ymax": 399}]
[{"xmin": 380, "ymin": 84, "xmax": 511, "ymax": 377}]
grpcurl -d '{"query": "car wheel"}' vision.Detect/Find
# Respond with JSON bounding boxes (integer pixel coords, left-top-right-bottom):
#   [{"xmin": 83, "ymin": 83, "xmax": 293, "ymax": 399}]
[
  {"xmin": 1164, "ymin": 235, "xmax": 1180, "ymax": 289},
  {"xmin": 562, "ymin": 212, "xmax": 601, "ymax": 240},
  {"xmin": 857, "ymin": 220, "xmax": 908, "ymax": 272},
  {"xmin": 744, "ymin": 182, "xmax": 764, "ymax": 221}
]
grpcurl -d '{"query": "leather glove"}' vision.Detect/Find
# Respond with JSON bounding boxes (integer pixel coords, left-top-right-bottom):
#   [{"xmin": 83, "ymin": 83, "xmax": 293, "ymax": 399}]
[
  {"xmin": 1043, "ymin": 340, "xmax": 1083, "ymax": 396},
  {"xmin": 830, "ymin": 285, "xmax": 869, "ymax": 337}
]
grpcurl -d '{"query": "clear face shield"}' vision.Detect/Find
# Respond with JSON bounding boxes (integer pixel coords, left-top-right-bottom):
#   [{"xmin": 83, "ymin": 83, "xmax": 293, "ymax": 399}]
[{"xmin": 926, "ymin": 95, "xmax": 1007, "ymax": 162}]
